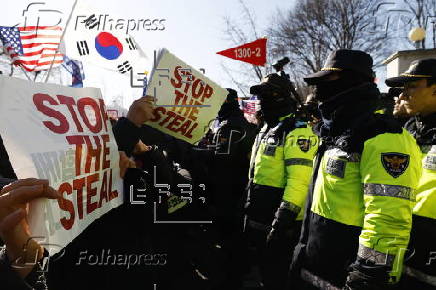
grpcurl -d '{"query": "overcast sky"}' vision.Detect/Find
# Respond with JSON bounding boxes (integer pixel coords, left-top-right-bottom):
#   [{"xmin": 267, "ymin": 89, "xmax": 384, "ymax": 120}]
[{"xmin": 1, "ymin": 0, "xmax": 294, "ymax": 107}]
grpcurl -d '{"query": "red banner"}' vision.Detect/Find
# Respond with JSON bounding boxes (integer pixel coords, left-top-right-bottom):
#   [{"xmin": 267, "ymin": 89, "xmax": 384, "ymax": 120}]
[{"xmin": 216, "ymin": 38, "xmax": 267, "ymax": 66}]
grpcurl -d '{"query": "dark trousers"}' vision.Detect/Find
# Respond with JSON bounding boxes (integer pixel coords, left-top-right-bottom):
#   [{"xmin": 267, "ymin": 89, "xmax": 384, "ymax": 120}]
[{"xmin": 245, "ymin": 221, "xmax": 301, "ymax": 290}]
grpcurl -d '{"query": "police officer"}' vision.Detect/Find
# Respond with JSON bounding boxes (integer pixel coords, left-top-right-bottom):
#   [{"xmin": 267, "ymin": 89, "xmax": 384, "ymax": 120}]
[
  {"xmin": 289, "ymin": 49, "xmax": 422, "ymax": 289},
  {"xmin": 389, "ymin": 88, "xmax": 411, "ymax": 127},
  {"xmin": 386, "ymin": 59, "xmax": 436, "ymax": 290},
  {"xmin": 244, "ymin": 73, "xmax": 318, "ymax": 290}
]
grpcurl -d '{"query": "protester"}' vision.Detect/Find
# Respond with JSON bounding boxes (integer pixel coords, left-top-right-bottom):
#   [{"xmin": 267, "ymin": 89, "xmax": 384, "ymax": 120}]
[
  {"xmin": 289, "ymin": 49, "xmax": 422, "ymax": 289},
  {"xmin": 114, "ymin": 95, "xmax": 212, "ymax": 289},
  {"xmin": 191, "ymin": 88, "xmax": 257, "ymax": 289},
  {"xmin": 386, "ymin": 58, "xmax": 436, "ymax": 290},
  {"xmin": 0, "ymin": 136, "xmax": 17, "ymax": 179},
  {"xmin": 0, "ymin": 178, "xmax": 60, "ymax": 290}
]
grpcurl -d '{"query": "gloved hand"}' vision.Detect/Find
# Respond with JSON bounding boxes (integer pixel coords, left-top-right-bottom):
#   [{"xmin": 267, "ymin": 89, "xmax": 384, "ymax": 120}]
[
  {"xmin": 344, "ymin": 258, "xmax": 397, "ymax": 290},
  {"xmin": 266, "ymin": 203, "xmax": 298, "ymax": 244},
  {"xmin": 266, "ymin": 225, "xmax": 298, "ymax": 244}
]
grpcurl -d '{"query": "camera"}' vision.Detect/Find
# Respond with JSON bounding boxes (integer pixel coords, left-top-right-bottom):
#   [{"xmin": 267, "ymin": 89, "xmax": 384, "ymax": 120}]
[{"xmin": 272, "ymin": 57, "xmax": 290, "ymax": 72}]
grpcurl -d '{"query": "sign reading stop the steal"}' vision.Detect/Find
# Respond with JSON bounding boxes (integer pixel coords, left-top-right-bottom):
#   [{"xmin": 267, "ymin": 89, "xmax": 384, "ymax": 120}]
[
  {"xmin": 0, "ymin": 76, "xmax": 123, "ymax": 256},
  {"xmin": 146, "ymin": 48, "xmax": 227, "ymax": 144}
]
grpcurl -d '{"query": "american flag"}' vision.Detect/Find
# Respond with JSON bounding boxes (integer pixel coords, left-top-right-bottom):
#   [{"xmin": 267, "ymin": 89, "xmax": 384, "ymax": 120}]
[
  {"xmin": 0, "ymin": 26, "xmax": 63, "ymax": 72},
  {"xmin": 62, "ymin": 55, "xmax": 85, "ymax": 88},
  {"xmin": 242, "ymin": 99, "xmax": 259, "ymax": 114},
  {"xmin": 142, "ymin": 72, "xmax": 149, "ymax": 97}
]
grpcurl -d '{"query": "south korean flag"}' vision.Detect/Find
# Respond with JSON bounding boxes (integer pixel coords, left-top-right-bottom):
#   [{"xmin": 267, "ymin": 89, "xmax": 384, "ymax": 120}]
[{"xmin": 64, "ymin": 0, "xmax": 148, "ymax": 75}]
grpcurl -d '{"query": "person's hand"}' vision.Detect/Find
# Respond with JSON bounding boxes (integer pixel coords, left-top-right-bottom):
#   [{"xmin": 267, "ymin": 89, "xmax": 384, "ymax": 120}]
[
  {"xmin": 127, "ymin": 96, "xmax": 156, "ymax": 127},
  {"xmin": 266, "ymin": 203, "xmax": 299, "ymax": 245},
  {"xmin": 344, "ymin": 259, "xmax": 394, "ymax": 290},
  {"xmin": 266, "ymin": 226, "xmax": 298, "ymax": 245},
  {"xmin": 119, "ymin": 151, "xmax": 136, "ymax": 178},
  {"xmin": 132, "ymin": 140, "xmax": 152, "ymax": 155},
  {"xmin": 266, "ymin": 227, "xmax": 278, "ymax": 244},
  {"xmin": 0, "ymin": 178, "xmax": 60, "ymax": 278}
]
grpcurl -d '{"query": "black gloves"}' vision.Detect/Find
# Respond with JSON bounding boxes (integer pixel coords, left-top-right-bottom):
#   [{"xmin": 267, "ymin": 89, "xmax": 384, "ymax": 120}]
[
  {"xmin": 266, "ymin": 202, "xmax": 299, "ymax": 244},
  {"xmin": 344, "ymin": 257, "xmax": 396, "ymax": 290}
]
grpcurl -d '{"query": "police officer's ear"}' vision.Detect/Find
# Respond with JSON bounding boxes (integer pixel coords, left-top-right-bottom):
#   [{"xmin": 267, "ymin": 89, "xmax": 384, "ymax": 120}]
[{"xmin": 429, "ymin": 80, "xmax": 436, "ymax": 96}]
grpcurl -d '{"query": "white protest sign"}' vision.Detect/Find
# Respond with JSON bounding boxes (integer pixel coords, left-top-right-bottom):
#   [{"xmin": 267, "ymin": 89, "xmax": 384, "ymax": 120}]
[
  {"xmin": 0, "ymin": 76, "xmax": 123, "ymax": 255},
  {"xmin": 146, "ymin": 49, "xmax": 227, "ymax": 144}
]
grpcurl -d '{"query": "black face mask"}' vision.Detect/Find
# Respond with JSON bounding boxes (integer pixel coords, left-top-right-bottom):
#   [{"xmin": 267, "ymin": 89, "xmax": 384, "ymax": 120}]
[
  {"xmin": 314, "ymin": 74, "xmax": 365, "ymax": 101},
  {"xmin": 260, "ymin": 98, "xmax": 295, "ymax": 125}
]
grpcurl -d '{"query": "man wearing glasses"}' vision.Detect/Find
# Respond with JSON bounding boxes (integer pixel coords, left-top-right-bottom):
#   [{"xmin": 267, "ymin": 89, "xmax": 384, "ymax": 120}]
[{"xmin": 386, "ymin": 58, "xmax": 436, "ymax": 290}]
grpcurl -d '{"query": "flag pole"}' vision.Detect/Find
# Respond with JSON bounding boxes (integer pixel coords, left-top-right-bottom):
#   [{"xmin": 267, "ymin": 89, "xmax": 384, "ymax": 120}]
[
  {"xmin": 1, "ymin": 52, "xmax": 32, "ymax": 81},
  {"xmin": 19, "ymin": 66, "xmax": 32, "ymax": 81},
  {"xmin": 44, "ymin": 0, "xmax": 78, "ymax": 83}
]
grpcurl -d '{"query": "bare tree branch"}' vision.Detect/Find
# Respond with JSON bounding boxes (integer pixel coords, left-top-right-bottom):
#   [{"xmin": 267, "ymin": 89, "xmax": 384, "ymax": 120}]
[
  {"xmin": 221, "ymin": 0, "xmax": 273, "ymax": 95},
  {"xmin": 220, "ymin": 62, "xmax": 249, "ymax": 98},
  {"xmin": 268, "ymin": 0, "xmax": 391, "ymax": 93}
]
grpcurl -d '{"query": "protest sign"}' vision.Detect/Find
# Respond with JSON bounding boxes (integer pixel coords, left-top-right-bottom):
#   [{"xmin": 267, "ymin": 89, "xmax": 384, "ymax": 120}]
[
  {"xmin": 146, "ymin": 49, "xmax": 227, "ymax": 144},
  {"xmin": 0, "ymin": 76, "xmax": 123, "ymax": 255}
]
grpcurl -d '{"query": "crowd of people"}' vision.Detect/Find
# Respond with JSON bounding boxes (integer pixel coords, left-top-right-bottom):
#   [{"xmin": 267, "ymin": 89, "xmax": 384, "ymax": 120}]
[{"xmin": 0, "ymin": 49, "xmax": 435, "ymax": 290}]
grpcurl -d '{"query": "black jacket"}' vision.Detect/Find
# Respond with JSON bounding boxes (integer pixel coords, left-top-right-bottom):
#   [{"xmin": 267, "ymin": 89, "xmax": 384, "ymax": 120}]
[
  {"xmin": 209, "ymin": 111, "xmax": 257, "ymax": 224},
  {"xmin": 0, "ymin": 248, "xmax": 48, "ymax": 290},
  {"xmin": 404, "ymin": 112, "xmax": 436, "ymax": 277},
  {"xmin": 0, "ymin": 135, "xmax": 17, "ymax": 179},
  {"xmin": 48, "ymin": 117, "xmax": 188, "ymax": 289}
]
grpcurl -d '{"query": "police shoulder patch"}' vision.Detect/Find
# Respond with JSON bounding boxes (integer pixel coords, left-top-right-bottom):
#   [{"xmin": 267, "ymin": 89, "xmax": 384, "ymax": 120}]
[
  {"xmin": 297, "ymin": 139, "xmax": 311, "ymax": 152},
  {"xmin": 381, "ymin": 153, "xmax": 410, "ymax": 178},
  {"xmin": 423, "ymin": 154, "xmax": 436, "ymax": 171},
  {"xmin": 325, "ymin": 158, "xmax": 346, "ymax": 178},
  {"xmin": 264, "ymin": 145, "xmax": 277, "ymax": 156}
]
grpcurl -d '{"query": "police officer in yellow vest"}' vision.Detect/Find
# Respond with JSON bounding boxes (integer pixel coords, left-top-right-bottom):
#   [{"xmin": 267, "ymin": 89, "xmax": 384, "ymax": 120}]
[
  {"xmin": 386, "ymin": 59, "xmax": 436, "ymax": 290},
  {"xmin": 289, "ymin": 49, "xmax": 422, "ymax": 289},
  {"xmin": 244, "ymin": 72, "xmax": 318, "ymax": 290}
]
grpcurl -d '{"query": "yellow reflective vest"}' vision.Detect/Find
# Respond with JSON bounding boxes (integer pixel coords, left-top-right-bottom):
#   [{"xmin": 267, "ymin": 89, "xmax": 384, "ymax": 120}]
[
  {"xmin": 248, "ymin": 116, "xmax": 318, "ymax": 224},
  {"xmin": 311, "ymin": 129, "xmax": 422, "ymax": 282},
  {"xmin": 413, "ymin": 145, "xmax": 436, "ymax": 219}
]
